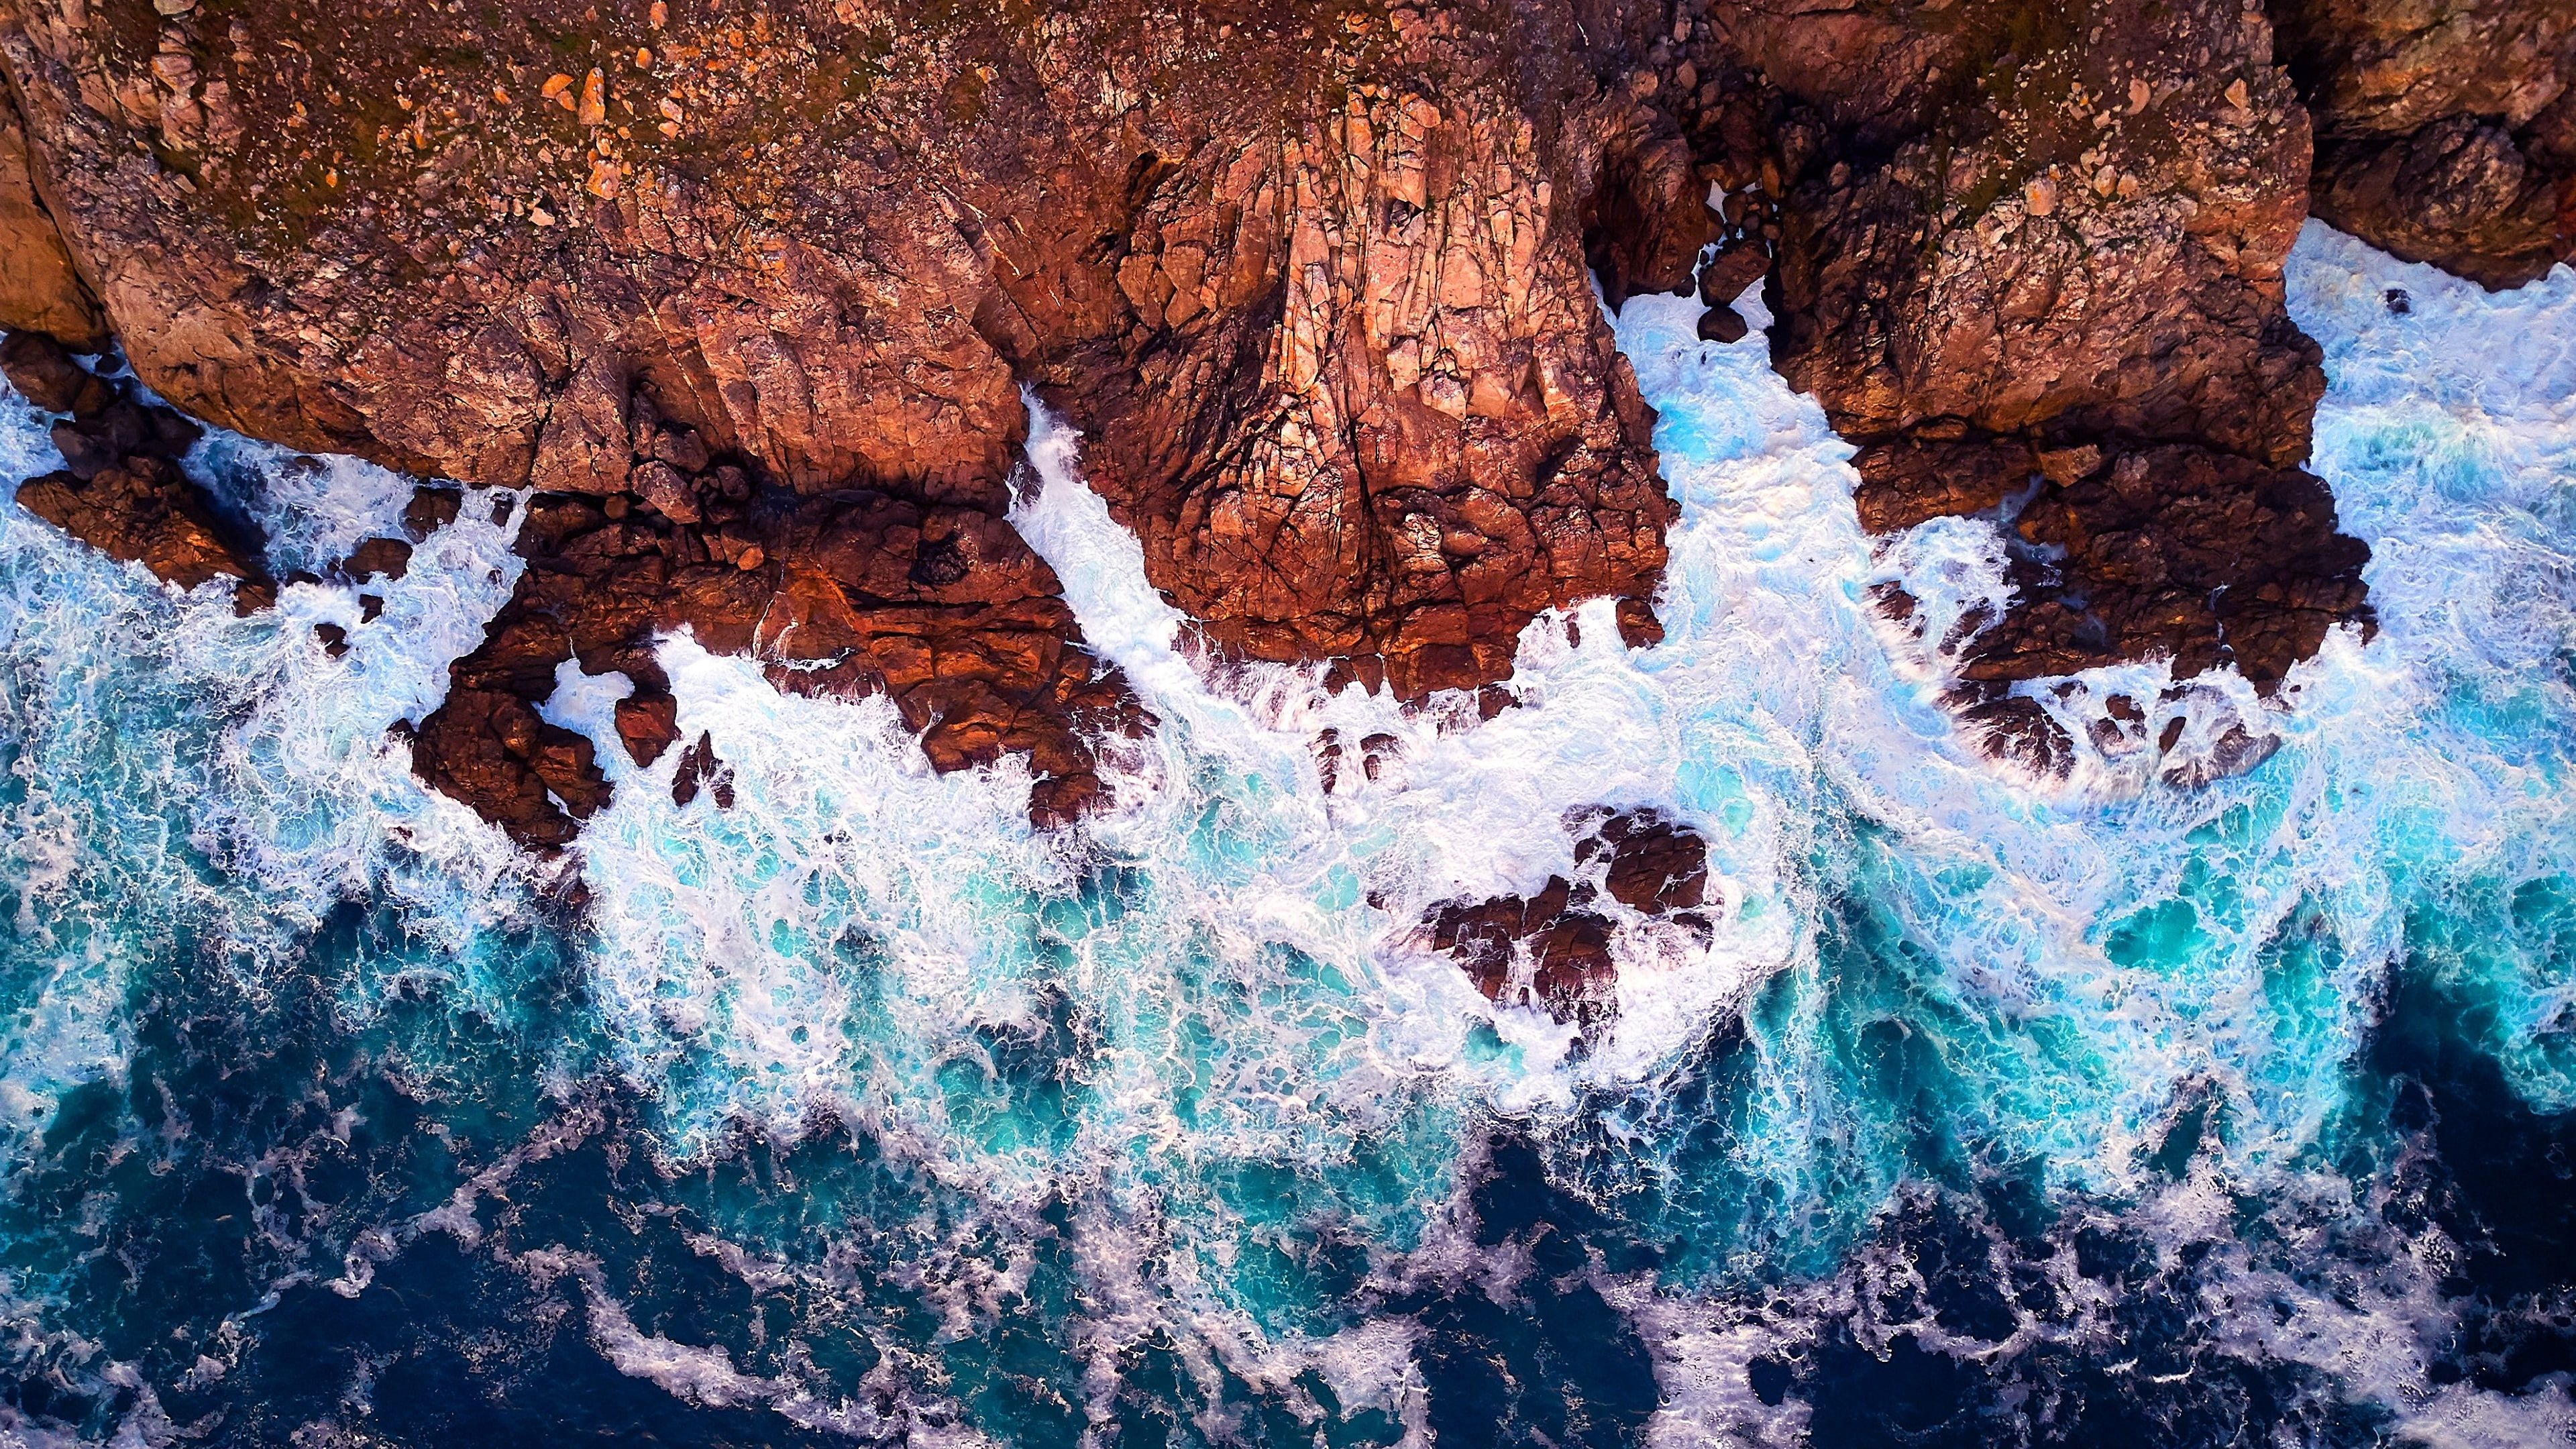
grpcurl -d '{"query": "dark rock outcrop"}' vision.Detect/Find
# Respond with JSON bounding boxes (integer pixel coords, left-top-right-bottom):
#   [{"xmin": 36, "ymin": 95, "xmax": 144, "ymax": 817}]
[
  {"xmin": 2273, "ymin": 0, "xmax": 2576, "ymax": 289},
  {"xmin": 1650, "ymin": 0, "xmax": 2377, "ymax": 762},
  {"xmin": 5, "ymin": 331, "xmax": 268, "ymax": 606},
  {"xmin": 1423, "ymin": 808, "xmax": 1713, "ymax": 1028},
  {"xmin": 410, "ymin": 413, "xmax": 1144, "ymax": 849}
]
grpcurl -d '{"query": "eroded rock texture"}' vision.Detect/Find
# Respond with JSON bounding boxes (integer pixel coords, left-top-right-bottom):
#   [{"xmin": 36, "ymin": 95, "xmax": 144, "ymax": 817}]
[
  {"xmin": 983, "ymin": 9, "xmax": 1695, "ymax": 694},
  {"xmin": 10, "ymin": 0, "xmax": 2552, "ymax": 837},
  {"xmin": 0, "ymin": 0, "xmax": 1725, "ymax": 843},
  {"xmin": 0, "ymin": 1, "xmax": 1701, "ymax": 708},
  {"xmin": 0, "ymin": 87, "xmax": 103, "ymax": 350},
  {"xmin": 1424, "ymin": 808, "xmax": 1713, "ymax": 1027},
  {"xmin": 2275, "ymin": 0, "xmax": 2576, "ymax": 289}
]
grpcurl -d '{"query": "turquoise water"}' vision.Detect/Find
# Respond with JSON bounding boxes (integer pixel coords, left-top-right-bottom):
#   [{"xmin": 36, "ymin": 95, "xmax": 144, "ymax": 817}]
[{"xmin": 0, "ymin": 225, "xmax": 2568, "ymax": 1444}]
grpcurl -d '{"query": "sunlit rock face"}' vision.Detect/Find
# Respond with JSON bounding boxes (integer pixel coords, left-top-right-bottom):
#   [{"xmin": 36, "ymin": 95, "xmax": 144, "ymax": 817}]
[{"xmin": 2273, "ymin": 0, "xmax": 2576, "ymax": 290}]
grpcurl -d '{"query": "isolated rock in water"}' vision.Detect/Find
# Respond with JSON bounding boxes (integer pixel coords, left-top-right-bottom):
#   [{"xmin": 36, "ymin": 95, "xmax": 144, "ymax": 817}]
[
  {"xmin": 340, "ymin": 535, "xmax": 413, "ymax": 582},
  {"xmin": 409, "ymin": 413, "xmax": 1145, "ymax": 849},
  {"xmin": 401, "ymin": 484, "xmax": 464, "ymax": 540},
  {"xmin": 0, "ymin": 89, "xmax": 105, "ymax": 351},
  {"xmin": 2273, "ymin": 0, "xmax": 2575, "ymax": 289},
  {"xmin": 1697, "ymin": 305, "xmax": 1750, "ymax": 344},
  {"xmin": 1576, "ymin": 807, "xmax": 1711, "ymax": 914},
  {"xmin": 1429, "ymin": 880, "xmax": 1623, "ymax": 1028},
  {"xmin": 1424, "ymin": 808, "xmax": 1713, "ymax": 1028},
  {"xmin": 669, "ymin": 732, "xmax": 734, "ymax": 810},
  {"xmin": 613, "ymin": 690, "xmax": 680, "ymax": 769}
]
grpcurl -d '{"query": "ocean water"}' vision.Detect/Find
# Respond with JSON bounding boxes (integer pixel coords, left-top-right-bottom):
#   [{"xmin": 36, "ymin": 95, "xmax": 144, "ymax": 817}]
[{"xmin": 0, "ymin": 223, "xmax": 2567, "ymax": 1446}]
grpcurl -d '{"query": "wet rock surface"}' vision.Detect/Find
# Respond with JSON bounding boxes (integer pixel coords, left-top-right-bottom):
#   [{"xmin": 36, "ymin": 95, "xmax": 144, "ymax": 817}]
[
  {"xmin": 3, "ymin": 0, "xmax": 2557, "ymax": 828},
  {"xmin": 1423, "ymin": 808, "xmax": 1713, "ymax": 1028},
  {"xmin": 5, "ymin": 331, "xmax": 268, "ymax": 605},
  {"xmin": 409, "ymin": 406, "xmax": 1144, "ymax": 849}
]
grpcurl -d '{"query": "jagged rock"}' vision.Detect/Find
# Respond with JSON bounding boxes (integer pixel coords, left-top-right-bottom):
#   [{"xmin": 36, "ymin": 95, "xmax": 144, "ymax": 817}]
[
  {"xmin": 1663, "ymin": 0, "xmax": 2375, "ymax": 764},
  {"xmin": 1697, "ymin": 305, "xmax": 1749, "ymax": 343},
  {"xmin": 1, "ymin": 332, "xmax": 107, "ymax": 415},
  {"xmin": 401, "ymin": 484, "xmax": 463, "ymax": 539},
  {"xmin": 2273, "ymin": 0, "xmax": 2576, "ymax": 288},
  {"xmin": 1429, "ymin": 879, "xmax": 1623, "ymax": 1027},
  {"xmin": 670, "ymin": 731, "xmax": 733, "ymax": 810},
  {"xmin": 613, "ymin": 690, "xmax": 680, "ymax": 768},
  {"xmin": 409, "ymin": 417, "xmax": 1146, "ymax": 849},
  {"xmin": 0, "ymin": 0, "xmax": 2502, "ymax": 807},
  {"xmin": 409, "ymin": 685, "xmax": 609, "ymax": 848},
  {"xmin": 7, "ymin": 332, "xmax": 268, "ymax": 608},
  {"xmin": 0, "ymin": 0, "xmax": 1697, "ymax": 705},
  {"xmin": 1760, "ymin": 0, "xmax": 2325, "ymax": 470},
  {"xmin": 0, "ymin": 88, "xmax": 104, "ymax": 351},
  {"xmin": 1423, "ymin": 808, "xmax": 1713, "ymax": 1028},
  {"xmin": 17, "ymin": 453, "xmax": 266, "ymax": 601},
  {"xmin": 1960, "ymin": 447, "xmax": 2372, "ymax": 693},
  {"xmin": 2311, "ymin": 118, "xmax": 2571, "ymax": 289},
  {"xmin": 1574, "ymin": 807, "xmax": 1711, "ymax": 913}
]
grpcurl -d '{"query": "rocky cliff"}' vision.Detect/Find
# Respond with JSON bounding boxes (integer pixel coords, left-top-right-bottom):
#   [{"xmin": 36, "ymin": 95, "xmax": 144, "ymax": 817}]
[
  {"xmin": 2275, "ymin": 0, "xmax": 2576, "ymax": 290},
  {"xmin": 0, "ymin": 0, "xmax": 2561, "ymax": 847}
]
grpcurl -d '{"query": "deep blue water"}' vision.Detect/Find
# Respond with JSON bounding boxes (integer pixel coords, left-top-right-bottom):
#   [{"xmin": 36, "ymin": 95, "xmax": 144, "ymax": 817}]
[{"xmin": 0, "ymin": 227, "xmax": 2569, "ymax": 1446}]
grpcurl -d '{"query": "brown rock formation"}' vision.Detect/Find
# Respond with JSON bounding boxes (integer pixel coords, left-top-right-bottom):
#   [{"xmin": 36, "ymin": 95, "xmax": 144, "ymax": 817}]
[
  {"xmin": 409, "ymin": 417, "xmax": 1143, "ymax": 849},
  {"xmin": 987, "ymin": 9, "xmax": 1696, "ymax": 696},
  {"xmin": 0, "ymin": 0, "xmax": 1698, "ymax": 710},
  {"xmin": 0, "ymin": 86, "xmax": 103, "ymax": 350},
  {"xmin": 1650, "ymin": 0, "xmax": 2377, "ymax": 761},
  {"xmin": 2274, "ymin": 0, "xmax": 2576, "ymax": 288},
  {"xmin": 1424, "ymin": 808, "xmax": 1713, "ymax": 1027},
  {"xmin": 4, "ymin": 0, "xmax": 2518, "ymax": 824},
  {"xmin": 0, "ymin": 0, "xmax": 1731, "ymax": 848},
  {"xmin": 5, "ymin": 331, "xmax": 268, "ymax": 604}
]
